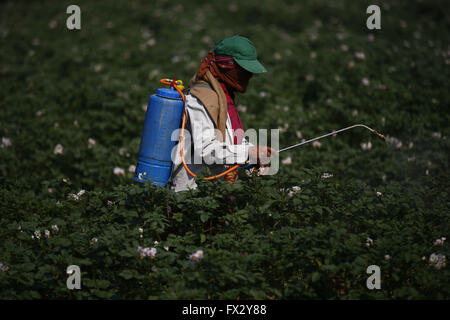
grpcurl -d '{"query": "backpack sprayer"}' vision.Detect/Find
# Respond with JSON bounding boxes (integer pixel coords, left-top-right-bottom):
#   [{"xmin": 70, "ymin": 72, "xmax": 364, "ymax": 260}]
[
  {"xmin": 134, "ymin": 78, "xmax": 241, "ymax": 186},
  {"xmin": 134, "ymin": 78, "xmax": 386, "ymax": 186}
]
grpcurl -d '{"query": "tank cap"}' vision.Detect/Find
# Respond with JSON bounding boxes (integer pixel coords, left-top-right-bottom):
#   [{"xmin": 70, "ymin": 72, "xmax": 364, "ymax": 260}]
[{"xmin": 156, "ymin": 88, "xmax": 182, "ymax": 100}]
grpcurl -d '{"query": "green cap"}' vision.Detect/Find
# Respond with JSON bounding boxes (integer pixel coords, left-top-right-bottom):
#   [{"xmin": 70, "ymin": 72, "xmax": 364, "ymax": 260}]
[{"xmin": 213, "ymin": 35, "xmax": 267, "ymax": 74}]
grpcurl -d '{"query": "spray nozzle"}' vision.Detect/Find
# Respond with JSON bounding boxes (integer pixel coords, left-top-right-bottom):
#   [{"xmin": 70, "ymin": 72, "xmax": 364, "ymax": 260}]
[{"xmin": 372, "ymin": 130, "xmax": 386, "ymax": 141}]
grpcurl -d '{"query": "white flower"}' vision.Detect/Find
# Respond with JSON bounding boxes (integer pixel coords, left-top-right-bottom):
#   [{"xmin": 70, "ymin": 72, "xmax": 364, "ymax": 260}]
[
  {"xmin": 54, "ymin": 144, "xmax": 63, "ymax": 155},
  {"xmin": 67, "ymin": 193, "xmax": 79, "ymax": 200},
  {"xmin": 34, "ymin": 230, "xmax": 41, "ymax": 239},
  {"xmin": 384, "ymin": 254, "xmax": 390, "ymax": 261},
  {"xmin": 340, "ymin": 44, "xmax": 349, "ymax": 52},
  {"xmin": 312, "ymin": 141, "xmax": 321, "ymax": 149},
  {"xmin": 282, "ymin": 157, "xmax": 292, "ymax": 165},
  {"xmin": 428, "ymin": 253, "xmax": 446, "ymax": 269},
  {"xmin": 88, "ymin": 138, "xmax": 96, "ymax": 149},
  {"xmin": 385, "ymin": 136, "xmax": 403, "ymax": 149},
  {"xmin": 352, "ymin": 109, "xmax": 358, "ymax": 116},
  {"xmin": 361, "ymin": 78, "xmax": 370, "ymax": 86},
  {"xmin": 73, "ymin": 120, "xmax": 79, "ymax": 126},
  {"xmin": 93, "ymin": 64, "xmax": 103, "ymax": 72},
  {"xmin": 355, "ymin": 52, "xmax": 366, "ymax": 60},
  {"xmin": 431, "ymin": 132, "xmax": 441, "ymax": 139},
  {"xmin": 376, "ymin": 191, "xmax": 382, "ymax": 197},
  {"xmin": 361, "ymin": 141, "xmax": 372, "ymax": 150},
  {"xmin": 365, "ymin": 237, "xmax": 374, "ymax": 247},
  {"xmin": 138, "ymin": 227, "xmax": 143, "ymax": 233},
  {"xmin": 408, "ymin": 142, "xmax": 414, "ymax": 149},
  {"xmin": 120, "ymin": 147, "xmax": 129, "ymax": 157},
  {"xmin": 0, "ymin": 263, "xmax": 9, "ymax": 272},
  {"xmin": 237, "ymin": 105, "xmax": 247, "ymax": 113},
  {"xmin": 164, "ymin": 246, "xmax": 169, "ymax": 251},
  {"xmin": 90, "ymin": 237, "xmax": 98, "ymax": 245},
  {"xmin": 148, "ymin": 248, "xmax": 157, "ymax": 259},
  {"xmin": 259, "ymin": 91, "xmax": 267, "ymax": 98},
  {"xmin": 137, "ymin": 246, "xmax": 145, "ymax": 258},
  {"xmin": 433, "ymin": 237, "xmax": 446, "ymax": 246},
  {"xmin": 287, "ymin": 186, "xmax": 301, "ymax": 197},
  {"xmin": 68, "ymin": 190, "xmax": 85, "ymax": 200},
  {"xmin": 51, "ymin": 225, "xmax": 59, "ymax": 232},
  {"xmin": 429, "ymin": 253, "xmax": 438, "ymax": 264},
  {"xmin": 296, "ymin": 131, "xmax": 302, "ymax": 139},
  {"xmin": 138, "ymin": 246, "xmax": 156, "ymax": 259},
  {"xmin": 1, "ymin": 137, "xmax": 12, "ymax": 149},
  {"xmin": 128, "ymin": 165, "xmax": 136, "ymax": 173},
  {"xmin": 45, "ymin": 230, "xmax": 51, "ymax": 238},
  {"xmin": 114, "ymin": 167, "xmax": 125, "ymax": 176},
  {"xmin": 190, "ymin": 250, "xmax": 204, "ymax": 264},
  {"xmin": 146, "ymin": 38, "xmax": 156, "ymax": 46},
  {"xmin": 321, "ymin": 173, "xmax": 333, "ymax": 179},
  {"xmin": 35, "ymin": 110, "xmax": 44, "ymax": 117}
]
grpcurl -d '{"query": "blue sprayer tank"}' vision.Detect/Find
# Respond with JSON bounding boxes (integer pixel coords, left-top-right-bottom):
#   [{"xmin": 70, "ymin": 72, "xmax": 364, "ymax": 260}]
[{"xmin": 134, "ymin": 85, "xmax": 184, "ymax": 186}]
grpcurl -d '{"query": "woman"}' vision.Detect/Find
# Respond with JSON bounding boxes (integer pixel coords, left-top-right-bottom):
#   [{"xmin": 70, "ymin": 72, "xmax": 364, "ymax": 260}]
[{"xmin": 169, "ymin": 35, "xmax": 276, "ymax": 192}]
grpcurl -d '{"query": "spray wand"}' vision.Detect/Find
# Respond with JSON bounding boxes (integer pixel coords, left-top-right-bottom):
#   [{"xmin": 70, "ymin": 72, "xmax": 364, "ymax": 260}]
[
  {"xmin": 277, "ymin": 124, "xmax": 385, "ymax": 153},
  {"xmin": 242, "ymin": 124, "xmax": 385, "ymax": 170}
]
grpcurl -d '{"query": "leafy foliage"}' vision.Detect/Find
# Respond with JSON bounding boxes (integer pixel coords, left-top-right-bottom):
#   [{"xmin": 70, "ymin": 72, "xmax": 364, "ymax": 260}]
[{"xmin": 0, "ymin": 0, "xmax": 449, "ymax": 299}]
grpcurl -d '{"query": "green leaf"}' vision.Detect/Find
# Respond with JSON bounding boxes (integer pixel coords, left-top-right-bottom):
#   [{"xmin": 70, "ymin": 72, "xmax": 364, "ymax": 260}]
[
  {"xmin": 311, "ymin": 272, "xmax": 321, "ymax": 282},
  {"xmin": 119, "ymin": 270, "xmax": 135, "ymax": 280}
]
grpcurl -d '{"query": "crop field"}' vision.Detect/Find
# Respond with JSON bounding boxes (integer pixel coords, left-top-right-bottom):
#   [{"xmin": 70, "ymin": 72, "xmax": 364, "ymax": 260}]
[{"xmin": 0, "ymin": 0, "xmax": 449, "ymax": 300}]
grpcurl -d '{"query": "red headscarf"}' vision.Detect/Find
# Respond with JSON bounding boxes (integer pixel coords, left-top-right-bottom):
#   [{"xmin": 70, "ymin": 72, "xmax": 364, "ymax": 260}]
[{"xmin": 196, "ymin": 51, "xmax": 252, "ymax": 93}]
